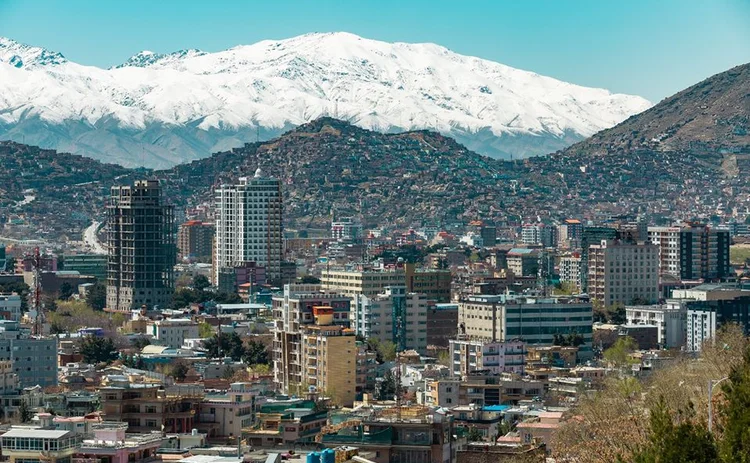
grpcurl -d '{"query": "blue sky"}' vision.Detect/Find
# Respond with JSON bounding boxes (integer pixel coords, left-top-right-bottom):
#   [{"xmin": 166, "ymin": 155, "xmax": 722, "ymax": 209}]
[{"xmin": 0, "ymin": 0, "xmax": 748, "ymax": 102}]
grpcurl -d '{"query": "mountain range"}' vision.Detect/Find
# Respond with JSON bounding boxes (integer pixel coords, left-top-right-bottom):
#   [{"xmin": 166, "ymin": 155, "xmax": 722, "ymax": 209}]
[
  {"xmin": 0, "ymin": 61, "xmax": 747, "ymax": 240},
  {"xmin": 0, "ymin": 33, "xmax": 651, "ymax": 168}
]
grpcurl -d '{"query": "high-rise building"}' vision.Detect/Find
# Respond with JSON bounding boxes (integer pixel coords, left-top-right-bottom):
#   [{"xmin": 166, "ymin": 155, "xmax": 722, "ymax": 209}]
[
  {"xmin": 648, "ymin": 224, "xmax": 731, "ymax": 281},
  {"xmin": 587, "ymin": 239, "xmax": 659, "ymax": 307},
  {"xmin": 215, "ymin": 170, "xmax": 283, "ymax": 284},
  {"xmin": 106, "ymin": 180, "xmax": 175, "ymax": 311},
  {"xmin": 177, "ymin": 220, "xmax": 215, "ymax": 262}
]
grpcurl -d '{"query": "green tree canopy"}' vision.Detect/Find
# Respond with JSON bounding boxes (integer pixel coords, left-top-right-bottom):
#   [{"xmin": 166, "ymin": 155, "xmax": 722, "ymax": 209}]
[
  {"xmin": 85, "ymin": 282, "xmax": 107, "ymax": 310},
  {"xmin": 628, "ymin": 396, "xmax": 717, "ymax": 463},
  {"xmin": 192, "ymin": 275, "xmax": 210, "ymax": 291},
  {"xmin": 79, "ymin": 335, "xmax": 119, "ymax": 364}
]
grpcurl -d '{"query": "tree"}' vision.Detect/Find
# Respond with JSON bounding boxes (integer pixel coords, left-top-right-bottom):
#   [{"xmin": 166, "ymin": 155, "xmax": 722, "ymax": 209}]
[
  {"xmin": 205, "ymin": 332, "xmax": 245, "ymax": 361},
  {"xmin": 718, "ymin": 346, "xmax": 750, "ymax": 462},
  {"xmin": 198, "ymin": 322, "xmax": 214, "ymax": 338},
  {"xmin": 367, "ymin": 338, "xmax": 396, "ymax": 363},
  {"xmin": 58, "ymin": 282, "xmax": 74, "ymax": 300},
  {"xmin": 131, "ymin": 337, "xmax": 151, "ymax": 350},
  {"xmin": 18, "ymin": 399, "xmax": 32, "ymax": 423},
  {"xmin": 123, "ymin": 354, "xmax": 146, "ymax": 370},
  {"xmin": 193, "ymin": 275, "xmax": 210, "ymax": 291},
  {"xmin": 86, "ymin": 283, "xmax": 107, "ymax": 310},
  {"xmin": 466, "ymin": 427, "xmax": 485, "ymax": 442},
  {"xmin": 603, "ymin": 337, "xmax": 638, "ymax": 367},
  {"xmin": 298, "ymin": 275, "xmax": 321, "ymax": 284},
  {"xmin": 376, "ymin": 369, "xmax": 397, "ymax": 400},
  {"xmin": 172, "ymin": 361, "xmax": 190, "ymax": 382},
  {"xmin": 79, "ymin": 335, "xmax": 119, "ymax": 364},
  {"xmin": 244, "ymin": 339, "xmax": 270, "ymax": 366},
  {"xmin": 628, "ymin": 396, "xmax": 717, "ymax": 463},
  {"xmin": 553, "ymin": 331, "xmax": 585, "ymax": 347}
]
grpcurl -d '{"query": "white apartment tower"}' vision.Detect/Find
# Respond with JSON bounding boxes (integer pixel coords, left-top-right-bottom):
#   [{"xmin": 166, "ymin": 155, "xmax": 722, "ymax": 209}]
[{"xmin": 215, "ymin": 169, "xmax": 283, "ymax": 284}]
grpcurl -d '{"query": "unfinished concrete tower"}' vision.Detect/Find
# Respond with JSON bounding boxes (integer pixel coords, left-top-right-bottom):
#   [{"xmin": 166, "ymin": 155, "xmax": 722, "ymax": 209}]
[{"xmin": 107, "ymin": 180, "xmax": 176, "ymax": 311}]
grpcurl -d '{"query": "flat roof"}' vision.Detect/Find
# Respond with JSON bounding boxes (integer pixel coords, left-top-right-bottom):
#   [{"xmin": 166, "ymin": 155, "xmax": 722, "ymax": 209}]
[{"xmin": 3, "ymin": 428, "xmax": 73, "ymax": 439}]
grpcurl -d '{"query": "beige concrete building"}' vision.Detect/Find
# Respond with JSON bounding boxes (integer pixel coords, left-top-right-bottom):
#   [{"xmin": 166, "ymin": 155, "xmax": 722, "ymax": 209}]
[
  {"xmin": 587, "ymin": 239, "xmax": 659, "ymax": 307},
  {"xmin": 271, "ymin": 284, "xmax": 352, "ymax": 396},
  {"xmin": 301, "ymin": 321, "xmax": 357, "ymax": 406},
  {"xmin": 321, "ymin": 264, "xmax": 451, "ymax": 302}
]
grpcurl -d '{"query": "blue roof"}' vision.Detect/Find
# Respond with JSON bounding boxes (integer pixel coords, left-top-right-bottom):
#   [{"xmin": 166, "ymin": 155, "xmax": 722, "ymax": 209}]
[{"xmin": 483, "ymin": 405, "xmax": 511, "ymax": 412}]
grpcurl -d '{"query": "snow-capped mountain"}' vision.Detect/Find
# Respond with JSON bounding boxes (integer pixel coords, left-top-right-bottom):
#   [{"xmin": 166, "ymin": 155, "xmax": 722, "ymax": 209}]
[{"xmin": 0, "ymin": 32, "xmax": 652, "ymax": 168}]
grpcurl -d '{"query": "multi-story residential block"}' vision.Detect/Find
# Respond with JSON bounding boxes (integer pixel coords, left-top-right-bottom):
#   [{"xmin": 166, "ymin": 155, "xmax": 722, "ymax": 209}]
[
  {"xmin": 217, "ymin": 261, "xmax": 267, "ymax": 294},
  {"xmin": 521, "ymin": 224, "xmax": 556, "ymax": 247},
  {"xmin": 147, "ymin": 318, "xmax": 200, "ymax": 349},
  {"xmin": 557, "ymin": 219, "xmax": 583, "ymax": 248},
  {"xmin": 0, "ymin": 294, "xmax": 22, "ymax": 322},
  {"xmin": 200, "ymin": 382, "xmax": 256, "ymax": 439},
  {"xmin": 458, "ymin": 295, "xmax": 593, "ymax": 360},
  {"xmin": 100, "ymin": 384, "xmax": 202, "ymax": 433},
  {"xmin": 352, "ymin": 287, "xmax": 428, "ymax": 353},
  {"xmin": 580, "ymin": 226, "xmax": 619, "ymax": 292},
  {"xmin": 271, "ymin": 284, "xmax": 351, "ymax": 395},
  {"xmin": 426, "ymin": 374, "xmax": 544, "ymax": 408},
  {"xmin": 426, "ymin": 302, "xmax": 458, "ymax": 348},
  {"xmin": 214, "ymin": 171, "xmax": 283, "ymax": 284},
  {"xmin": 558, "ymin": 255, "xmax": 582, "ymax": 291},
  {"xmin": 686, "ymin": 295, "xmax": 750, "ymax": 352},
  {"xmin": 648, "ymin": 224, "xmax": 731, "ymax": 281},
  {"xmin": 449, "ymin": 338, "xmax": 526, "ymax": 377},
  {"xmin": 243, "ymin": 400, "xmax": 328, "ymax": 448},
  {"xmin": 331, "ymin": 217, "xmax": 364, "ymax": 241},
  {"xmin": 1, "ymin": 427, "xmax": 81, "ymax": 463},
  {"xmin": 506, "ymin": 248, "xmax": 540, "ymax": 277},
  {"xmin": 301, "ymin": 321, "xmax": 357, "ymax": 406},
  {"xmin": 320, "ymin": 407, "xmax": 455, "ymax": 463},
  {"xmin": 321, "ymin": 264, "xmax": 451, "ymax": 302},
  {"xmin": 106, "ymin": 180, "xmax": 176, "ymax": 311},
  {"xmin": 480, "ymin": 226, "xmax": 498, "ymax": 247},
  {"xmin": 356, "ymin": 342, "xmax": 378, "ymax": 395},
  {"xmin": 587, "ymin": 239, "xmax": 659, "ymax": 307},
  {"xmin": 0, "ymin": 359, "xmax": 19, "ymax": 394},
  {"xmin": 177, "ymin": 220, "xmax": 215, "ymax": 262},
  {"xmin": 76, "ymin": 422, "xmax": 165, "ymax": 463},
  {"xmin": 0, "ymin": 337, "xmax": 58, "ymax": 388},
  {"xmin": 626, "ymin": 300, "xmax": 687, "ymax": 349},
  {"xmin": 62, "ymin": 254, "xmax": 108, "ymax": 281}
]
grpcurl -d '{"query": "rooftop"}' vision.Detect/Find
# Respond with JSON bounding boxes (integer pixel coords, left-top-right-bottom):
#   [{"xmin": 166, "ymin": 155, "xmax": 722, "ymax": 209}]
[{"xmin": 3, "ymin": 428, "xmax": 74, "ymax": 439}]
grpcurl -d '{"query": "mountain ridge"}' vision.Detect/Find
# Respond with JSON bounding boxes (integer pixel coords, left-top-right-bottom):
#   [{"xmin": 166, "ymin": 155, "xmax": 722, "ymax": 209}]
[{"xmin": 0, "ymin": 32, "xmax": 650, "ymax": 168}]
